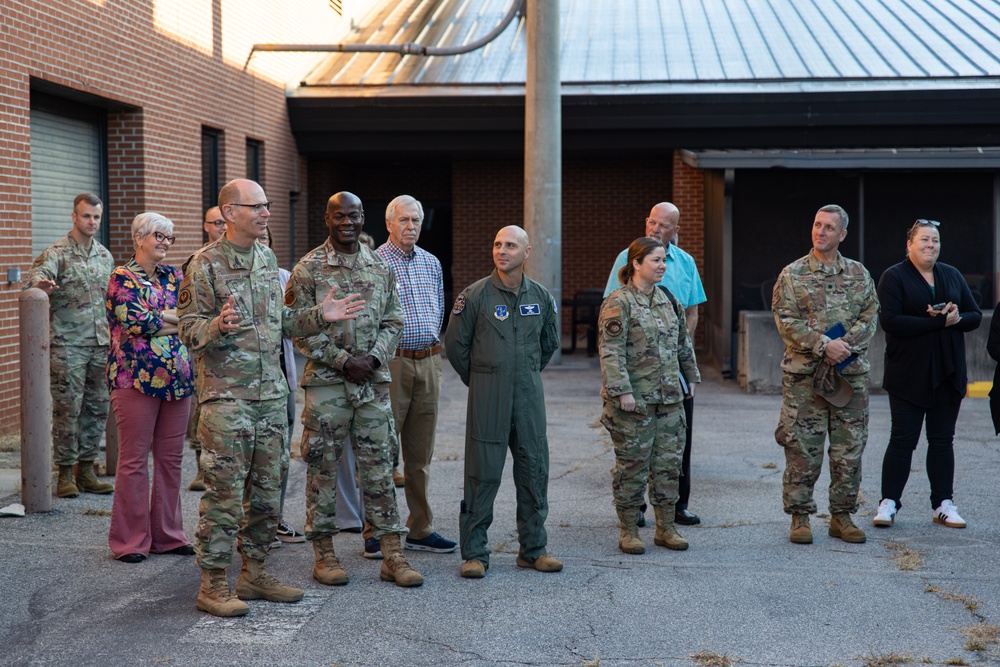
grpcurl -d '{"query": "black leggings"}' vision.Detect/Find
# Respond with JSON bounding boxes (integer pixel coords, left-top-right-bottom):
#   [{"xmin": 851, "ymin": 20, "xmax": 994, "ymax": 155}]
[{"xmin": 880, "ymin": 384, "xmax": 962, "ymax": 510}]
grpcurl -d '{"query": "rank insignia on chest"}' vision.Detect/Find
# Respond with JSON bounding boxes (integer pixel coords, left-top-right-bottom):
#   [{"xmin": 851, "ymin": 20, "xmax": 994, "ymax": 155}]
[
  {"xmin": 494, "ymin": 305, "xmax": 509, "ymax": 321},
  {"xmin": 519, "ymin": 304, "xmax": 540, "ymax": 316}
]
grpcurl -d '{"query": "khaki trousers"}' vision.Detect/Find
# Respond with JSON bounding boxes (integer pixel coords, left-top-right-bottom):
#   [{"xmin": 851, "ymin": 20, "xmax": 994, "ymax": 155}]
[{"xmin": 388, "ymin": 353, "xmax": 442, "ymax": 539}]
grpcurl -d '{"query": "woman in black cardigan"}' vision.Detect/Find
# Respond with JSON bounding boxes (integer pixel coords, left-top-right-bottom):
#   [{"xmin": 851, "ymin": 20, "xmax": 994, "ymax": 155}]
[{"xmin": 873, "ymin": 219, "xmax": 981, "ymax": 529}]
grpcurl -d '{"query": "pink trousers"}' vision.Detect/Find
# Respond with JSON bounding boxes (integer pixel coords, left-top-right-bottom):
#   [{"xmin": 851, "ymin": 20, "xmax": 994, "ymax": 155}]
[{"xmin": 108, "ymin": 388, "xmax": 191, "ymax": 558}]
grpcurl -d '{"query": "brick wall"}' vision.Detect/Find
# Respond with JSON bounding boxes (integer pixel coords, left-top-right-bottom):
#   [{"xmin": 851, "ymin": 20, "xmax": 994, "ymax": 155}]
[
  {"xmin": 451, "ymin": 157, "xmax": 677, "ymax": 334},
  {"xmin": 0, "ymin": 0, "xmax": 367, "ymax": 432},
  {"xmin": 671, "ymin": 151, "xmax": 707, "ymax": 349}
]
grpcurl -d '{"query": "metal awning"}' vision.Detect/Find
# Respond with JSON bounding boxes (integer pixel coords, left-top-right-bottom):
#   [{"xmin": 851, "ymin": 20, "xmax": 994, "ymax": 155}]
[{"xmin": 680, "ymin": 147, "xmax": 1000, "ymax": 169}]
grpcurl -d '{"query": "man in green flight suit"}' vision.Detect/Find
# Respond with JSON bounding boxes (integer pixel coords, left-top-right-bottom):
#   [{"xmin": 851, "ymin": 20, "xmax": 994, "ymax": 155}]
[{"xmin": 445, "ymin": 225, "xmax": 562, "ymax": 579}]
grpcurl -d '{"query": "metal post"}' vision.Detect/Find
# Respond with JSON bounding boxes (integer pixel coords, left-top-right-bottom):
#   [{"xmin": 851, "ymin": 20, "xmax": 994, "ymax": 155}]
[
  {"xmin": 524, "ymin": 0, "xmax": 562, "ymax": 363},
  {"xmin": 19, "ymin": 288, "xmax": 52, "ymax": 513}
]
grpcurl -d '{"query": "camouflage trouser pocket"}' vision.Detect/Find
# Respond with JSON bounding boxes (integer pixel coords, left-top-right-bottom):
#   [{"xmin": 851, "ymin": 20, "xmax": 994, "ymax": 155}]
[
  {"xmin": 601, "ymin": 400, "xmax": 638, "ymax": 438},
  {"xmin": 300, "ymin": 426, "xmax": 324, "ymax": 463},
  {"xmin": 774, "ymin": 400, "xmax": 798, "ymax": 448}
]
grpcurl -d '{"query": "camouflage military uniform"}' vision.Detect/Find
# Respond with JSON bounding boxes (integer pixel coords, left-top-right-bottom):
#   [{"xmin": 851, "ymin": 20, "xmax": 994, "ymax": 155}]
[
  {"xmin": 177, "ymin": 238, "xmax": 328, "ymax": 570},
  {"xmin": 25, "ymin": 234, "xmax": 114, "ymax": 467},
  {"xmin": 772, "ymin": 251, "xmax": 879, "ymax": 515},
  {"xmin": 599, "ymin": 283, "xmax": 701, "ymax": 511},
  {"xmin": 444, "ymin": 270, "xmax": 560, "ymax": 568},
  {"xmin": 286, "ymin": 240, "xmax": 405, "ymax": 540}
]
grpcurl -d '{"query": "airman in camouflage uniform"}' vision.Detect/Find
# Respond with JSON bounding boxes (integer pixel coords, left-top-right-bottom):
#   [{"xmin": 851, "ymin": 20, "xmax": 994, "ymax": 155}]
[
  {"xmin": 183, "ymin": 206, "xmax": 228, "ymax": 493},
  {"xmin": 24, "ymin": 193, "xmax": 115, "ymax": 498},
  {"xmin": 599, "ymin": 238, "xmax": 701, "ymax": 554},
  {"xmin": 772, "ymin": 204, "xmax": 879, "ymax": 545},
  {"xmin": 287, "ymin": 191, "xmax": 423, "ymax": 589},
  {"xmin": 178, "ymin": 179, "xmax": 366, "ymax": 617}
]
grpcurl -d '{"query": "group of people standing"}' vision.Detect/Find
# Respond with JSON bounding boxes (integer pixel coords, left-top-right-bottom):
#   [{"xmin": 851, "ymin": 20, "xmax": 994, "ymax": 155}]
[
  {"xmin": 25, "ymin": 180, "xmax": 564, "ymax": 618},
  {"xmin": 597, "ymin": 202, "xmax": 990, "ymax": 556},
  {"xmin": 24, "ymin": 189, "xmax": 995, "ymax": 617}
]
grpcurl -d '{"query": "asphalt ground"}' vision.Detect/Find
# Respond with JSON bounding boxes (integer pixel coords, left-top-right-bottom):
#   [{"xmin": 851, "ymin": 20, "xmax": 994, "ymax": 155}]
[{"xmin": 1, "ymin": 355, "xmax": 999, "ymax": 667}]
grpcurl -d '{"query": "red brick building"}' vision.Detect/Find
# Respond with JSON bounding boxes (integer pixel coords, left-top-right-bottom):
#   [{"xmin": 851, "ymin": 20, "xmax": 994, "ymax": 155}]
[{"xmin": 0, "ymin": 0, "xmax": 374, "ymax": 433}]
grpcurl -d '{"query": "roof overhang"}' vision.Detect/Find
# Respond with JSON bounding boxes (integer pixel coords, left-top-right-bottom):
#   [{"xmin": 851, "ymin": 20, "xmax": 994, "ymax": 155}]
[
  {"xmin": 680, "ymin": 147, "xmax": 1000, "ymax": 169},
  {"xmin": 288, "ymin": 81, "xmax": 1000, "ymax": 156}
]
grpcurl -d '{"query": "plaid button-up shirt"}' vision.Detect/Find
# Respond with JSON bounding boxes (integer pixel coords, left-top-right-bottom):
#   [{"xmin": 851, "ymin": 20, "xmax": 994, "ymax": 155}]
[{"xmin": 375, "ymin": 241, "xmax": 444, "ymax": 351}]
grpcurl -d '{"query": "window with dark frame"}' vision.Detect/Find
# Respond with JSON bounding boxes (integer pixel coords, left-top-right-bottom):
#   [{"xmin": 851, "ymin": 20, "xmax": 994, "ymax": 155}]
[{"xmin": 201, "ymin": 127, "xmax": 220, "ymax": 243}]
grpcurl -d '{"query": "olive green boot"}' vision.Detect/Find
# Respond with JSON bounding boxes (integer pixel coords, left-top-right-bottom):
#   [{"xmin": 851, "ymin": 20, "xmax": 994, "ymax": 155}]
[
  {"xmin": 188, "ymin": 450, "xmax": 206, "ymax": 492},
  {"xmin": 76, "ymin": 461, "xmax": 114, "ymax": 494},
  {"xmin": 829, "ymin": 512, "xmax": 866, "ymax": 543},
  {"xmin": 196, "ymin": 568, "xmax": 249, "ymax": 617},
  {"xmin": 616, "ymin": 508, "xmax": 646, "ymax": 554},
  {"xmin": 379, "ymin": 534, "xmax": 424, "ymax": 587},
  {"xmin": 236, "ymin": 557, "xmax": 304, "ymax": 602},
  {"xmin": 653, "ymin": 505, "xmax": 689, "ymax": 551},
  {"xmin": 56, "ymin": 465, "xmax": 79, "ymax": 498},
  {"xmin": 790, "ymin": 513, "xmax": 813, "ymax": 544},
  {"xmin": 313, "ymin": 535, "xmax": 349, "ymax": 585}
]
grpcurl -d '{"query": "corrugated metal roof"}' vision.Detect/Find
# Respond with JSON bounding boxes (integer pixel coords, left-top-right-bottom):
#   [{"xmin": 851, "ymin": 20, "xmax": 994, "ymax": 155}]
[{"xmin": 299, "ymin": 0, "xmax": 1000, "ymax": 92}]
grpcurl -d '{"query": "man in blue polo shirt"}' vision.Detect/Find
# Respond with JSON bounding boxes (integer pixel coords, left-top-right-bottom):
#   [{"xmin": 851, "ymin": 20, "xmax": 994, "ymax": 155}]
[{"xmin": 603, "ymin": 202, "xmax": 706, "ymax": 526}]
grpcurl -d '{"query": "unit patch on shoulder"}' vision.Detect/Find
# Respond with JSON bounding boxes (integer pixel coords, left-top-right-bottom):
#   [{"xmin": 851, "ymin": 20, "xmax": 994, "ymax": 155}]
[
  {"xmin": 177, "ymin": 288, "xmax": 192, "ymax": 309},
  {"xmin": 452, "ymin": 293, "xmax": 467, "ymax": 315},
  {"xmin": 284, "ymin": 289, "xmax": 296, "ymax": 307},
  {"xmin": 604, "ymin": 318, "xmax": 624, "ymax": 337}
]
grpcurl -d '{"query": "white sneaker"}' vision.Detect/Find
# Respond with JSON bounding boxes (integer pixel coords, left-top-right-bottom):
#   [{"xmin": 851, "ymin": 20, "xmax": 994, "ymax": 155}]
[
  {"xmin": 932, "ymin": 499, "xmax": 966, "ymax": 528},
  {"xmin": 872, "ymin": 499, "xmax": 897, "ymax": 527}
]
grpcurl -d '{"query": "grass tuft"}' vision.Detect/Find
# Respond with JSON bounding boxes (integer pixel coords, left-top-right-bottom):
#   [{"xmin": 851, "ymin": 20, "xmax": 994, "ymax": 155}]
[
  {"xmin": 82, "ymin": 508, "xmax": 112, "ymax": 517},
  {"xmin": 925, "ymin": 584, "xmax": 982, "ymax": 611},
  {"xmin": 858, "ymin": 650, "xmax": 913, "ymax": 667},
  {"xmin": 957, "ymin": 622, "xmax": 999, "ymax": 652},
  {"xmin": 884, "ymin": 540, "xmax": 924, "ymax": 570},
  {"xmin": 690, "ymin": 650, "xmax": 734, "ymax": 667}
]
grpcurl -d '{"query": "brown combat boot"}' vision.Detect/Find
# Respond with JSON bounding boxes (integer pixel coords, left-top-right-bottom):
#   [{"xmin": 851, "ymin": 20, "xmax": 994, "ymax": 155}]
[
  {"xmin": 312, "ymin": 535, "xmax": 349, "ymax": 585},
  {"xmin": 56, "ymin": 465, "xmax": 79, "ymax": 498},
  {"xmin": 829, "ymin": 512, "xmax": 867, "ymax": 543},
  {"xmin": 196, "ymin": 568, "xmax": 249, "ymax": 617},
  {"xmin": 653, "ymin": 505, "xmax": 689, "ymax": 550},
  {"xmin": 235, "ymin": 557, "xmax": 304, "ymax": 602},
  {"xmin": 379, "ymin": 533, "xmax": 424, "ymax": 587},
  {"xmin": 188, "ymin": 450, "xmax": 206, "ymax": 491},
  {"xmin": 616, "ymin": 508, "xmax": 646, "ymax": 554},
  {"xmin": 790, "ymin": 513, "xmax": 813, "ymax": 544},
  {"xmin": 515, "ymin": 554, "xmax": 564, "ymax": 572},
  {"xmin": 76, "ymin": 461, "xmax": 113, "ymax": 494}
]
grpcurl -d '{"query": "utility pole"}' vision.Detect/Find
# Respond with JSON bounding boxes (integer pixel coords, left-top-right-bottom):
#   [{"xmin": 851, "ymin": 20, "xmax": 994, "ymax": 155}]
[{"xmin": 524, "ymin": 0, "xmax": 561, "ymax": 362}]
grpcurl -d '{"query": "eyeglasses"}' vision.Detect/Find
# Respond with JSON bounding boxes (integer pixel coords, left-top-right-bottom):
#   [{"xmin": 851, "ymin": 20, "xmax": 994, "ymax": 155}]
[
  {"xmin": 206, "ymin": 219, "xmax": 227, "ymax": 228},
  {"xmin": 231, "ymin": 201, "xmax": 272, "ymax": 213},
  {"xmin": 152, "ymin": 231, "xmax": 176, "ymax": 245},
  {"xmin": 913, "ymin": 219, "xmax": 941, "ymax": 228}
]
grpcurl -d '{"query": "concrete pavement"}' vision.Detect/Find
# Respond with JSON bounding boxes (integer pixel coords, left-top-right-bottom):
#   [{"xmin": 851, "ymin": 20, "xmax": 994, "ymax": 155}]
[{"xmin": 1, "ymin": 356, "xmax": 998, "ymax": 667}]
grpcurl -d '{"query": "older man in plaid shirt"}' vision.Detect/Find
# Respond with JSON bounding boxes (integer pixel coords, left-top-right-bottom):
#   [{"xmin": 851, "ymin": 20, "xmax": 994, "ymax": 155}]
[{"xmin": 375, "ymin": 195, "xmax": 457, "ymax": 553}]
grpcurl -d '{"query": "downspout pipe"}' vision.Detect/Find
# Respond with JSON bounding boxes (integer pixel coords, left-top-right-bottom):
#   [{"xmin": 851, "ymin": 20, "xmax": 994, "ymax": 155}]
[{"xmin": 244, "ymin": 0, "xmax": 525, "ymax": 71}]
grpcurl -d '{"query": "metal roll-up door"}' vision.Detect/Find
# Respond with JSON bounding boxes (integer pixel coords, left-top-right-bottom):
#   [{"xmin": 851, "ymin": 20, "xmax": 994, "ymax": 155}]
[{"xmin": 30, "ymin": 107, "xmax": 105, "ymax": 257}]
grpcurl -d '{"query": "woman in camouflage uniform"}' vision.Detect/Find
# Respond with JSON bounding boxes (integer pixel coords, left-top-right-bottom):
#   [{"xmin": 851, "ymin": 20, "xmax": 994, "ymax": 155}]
[{"xmin": 598, "ymin": 237, "xmax": 700, "ymax": 554}]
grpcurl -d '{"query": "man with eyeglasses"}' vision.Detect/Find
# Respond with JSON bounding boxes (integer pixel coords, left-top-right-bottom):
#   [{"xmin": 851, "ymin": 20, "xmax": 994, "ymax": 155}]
[
  {"xmin": 25, "ymin": 193, "xmax": 116, "ymax": 498},
  {"xmin": 772, "ymin": 204, "xmax": 879, "ymax": 546},
  {"xmin": 203, "ymin": 206, "xmax": 227, "ymax": 243},
  {"xmin": 603, "ymin": 202, "xmax": 705, "ymax": 529},
  {"xmin": 185, "ymin": 206, "xmax": 229, "ymax": 492},
  {"xmin": 286, "ymin": 191, "xmax": 424, "ymax": 589},
  {"xmin": 178, "ymin": 179, "xmax": 366, "ymax": 617}
]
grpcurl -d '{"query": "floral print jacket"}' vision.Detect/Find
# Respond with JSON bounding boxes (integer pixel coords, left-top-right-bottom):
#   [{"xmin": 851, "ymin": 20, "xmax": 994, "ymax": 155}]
[{"xmin": 106, "ymin": 257, "xmax": 193, "ymax": 400}]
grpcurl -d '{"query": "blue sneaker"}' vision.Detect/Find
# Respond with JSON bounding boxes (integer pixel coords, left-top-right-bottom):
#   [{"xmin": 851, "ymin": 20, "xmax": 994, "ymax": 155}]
[
  {"xmin": 363, "ymin": 537, "xmax": 383, "ymax": 559},
  {"xmin": 405, "ymin": 532, "xmax": 457, "ymax": 553}
]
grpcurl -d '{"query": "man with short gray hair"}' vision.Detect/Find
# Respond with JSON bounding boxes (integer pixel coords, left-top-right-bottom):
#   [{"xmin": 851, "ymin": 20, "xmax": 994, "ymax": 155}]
[
  {"xmin": 772, "ymin": 204, "xmax": 878, "ymax": 546},
  {"xmin": 375, "ymin": 195, "xmax": 456, "ymax": 554}
]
